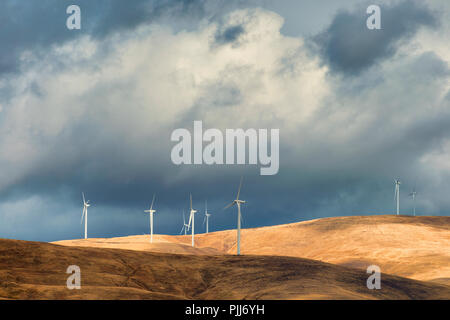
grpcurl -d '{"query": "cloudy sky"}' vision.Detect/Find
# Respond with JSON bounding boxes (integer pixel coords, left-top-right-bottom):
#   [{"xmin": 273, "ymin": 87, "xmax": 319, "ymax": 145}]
[{"xmin": 0, "ymin": 0, "xmax": 448, "ymax": 242}]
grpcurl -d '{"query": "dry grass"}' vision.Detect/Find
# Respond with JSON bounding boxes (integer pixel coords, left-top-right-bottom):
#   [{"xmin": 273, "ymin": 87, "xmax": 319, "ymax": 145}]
[
  {"xmin": 54, "ymin": 215, "xmax": 450, "ymax": 282},
  {"xmin": 1, "ymin": 238, "xmax": 449, "ymax": 300}
]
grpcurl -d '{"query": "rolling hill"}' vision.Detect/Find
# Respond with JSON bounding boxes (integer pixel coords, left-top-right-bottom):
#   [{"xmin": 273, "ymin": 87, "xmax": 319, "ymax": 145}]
[
  {"xmin": 1, "ymin": 238, "xmax": 449, "ymax": 299},
  {"xmin": 54, "ymin": 215, "xmax": 450, "ymax": 284}
]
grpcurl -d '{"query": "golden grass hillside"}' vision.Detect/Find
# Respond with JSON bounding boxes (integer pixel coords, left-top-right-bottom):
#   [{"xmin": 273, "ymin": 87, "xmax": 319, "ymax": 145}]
[
  {"xmin": 1, "ymin": 238, "xmax": 449, "ymax": 299},
  {"xmin": 54, "ymin": 215, "xmax": 450, "ymax": 284}
]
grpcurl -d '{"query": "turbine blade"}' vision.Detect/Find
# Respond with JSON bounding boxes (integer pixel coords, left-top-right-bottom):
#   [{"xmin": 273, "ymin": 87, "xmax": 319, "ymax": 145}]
[
  {"xmin": 82, "ymin": 192, "xmax": 85, "ymax": 204},
  {"xmin": 190, "ymin": 194, "xmax": 193, "ymax": 211},
  {"xmin": 81, "ymin": 206, "xmax": 86, "ymax": 224},
  {"xmin": 183, "ymin": 211, "xmax": 186, "ymax": 224},
  {"xmin": 224, "ymin": 202, "xmax": 235, "ymax": 210},
  {"xmin": 236, "ymin": 176, "xmax": 243, "ymax": 200},
  {"xmin": 150, "ymin": 194, "xmax": 156, "ymax": 210}
]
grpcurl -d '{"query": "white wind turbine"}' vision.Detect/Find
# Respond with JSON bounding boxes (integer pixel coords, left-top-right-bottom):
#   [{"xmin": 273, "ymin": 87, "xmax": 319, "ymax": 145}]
[
  {"xmin": 394, "ymin": 179, "xmax": 401, "ymax": 215},
  {"xmin": 409, "ymin": 188, "xmax": 417, "ymax": 216},
  {"xmin": 203, "ymin": 200, "xmax": 211, "ymax": 234},
  {"xmin": 180, "ymin": 210, "xmax": 190, "ymax": 235},
  {"xmin": 144, "ymin": 194, "xmax": 157, "ymax": 243},
  {"xmin": 224, "ymin": 177, "xmax": 245, "ymax": 255},
  {"xmin": 188, "ymin": 194, "xmax": 197, "ymax": 247},
  {"xmin": 81, "ymin": 192, "xmax": 90, "ymax": 239}
]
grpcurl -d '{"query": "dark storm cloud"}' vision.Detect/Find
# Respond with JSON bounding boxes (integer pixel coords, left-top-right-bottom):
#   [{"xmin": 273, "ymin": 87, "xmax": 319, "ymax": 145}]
[
  {"xmin": 314, "ymin": 1, "xmax": 438, "ymax": 75},
  {"xmin": 0, "ymin": 1, "xmax": 449, "ymax": 242},
  {"xmin": 0, "ymin": 0, "xmax": 209, "ymax": 76}
]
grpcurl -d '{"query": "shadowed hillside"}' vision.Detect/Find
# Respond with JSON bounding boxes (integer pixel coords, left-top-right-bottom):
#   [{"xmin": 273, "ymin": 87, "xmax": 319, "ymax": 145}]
[{"xmin": 1, "ymin": 239, "xmax": 449, "ymax": 300}]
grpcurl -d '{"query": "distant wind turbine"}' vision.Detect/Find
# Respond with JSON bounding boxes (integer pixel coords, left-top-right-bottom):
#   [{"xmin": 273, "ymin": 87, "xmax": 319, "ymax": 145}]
[
  {"xmin": 409, "ymin": 188, "xmax": 417, "ymax": 216},
  {"xmin": 188, "ymin": 194, "xmax": 197, "ymax": 247},
  {"xmin": 224, "ymin": 177, "xmax": 245, "ymax": 255},
  {"xmin": 203, "ymin": 200, "xmax": 211, "ymax": 234},
  {"xmin": 81, "ymin": 192, "xmax": 90, "ymax": 239},
  {"xmin": 180, "ymin": 210, "xmax": 189, "ymax": 235},
  {"xmin": 394, "ymin": 179, "xmax": 401, "ymax": 215},
  {"xmin": 144, "ymin": 194, "xmax": 156, "ymax": 243}
]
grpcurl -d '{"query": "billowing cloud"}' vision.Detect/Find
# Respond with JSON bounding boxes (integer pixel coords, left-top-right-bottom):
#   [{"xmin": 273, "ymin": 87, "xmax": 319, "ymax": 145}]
[
  {"xmin": 0, "ymin": 2, "xmax": 448, "ymax": 241},
  {"xmin": 0, "ymin": 0, "xmax": 219, "ymax": 76},
  {"xmin": 314, "ymin": 0, "xmax": 438, "ymax": 75}
]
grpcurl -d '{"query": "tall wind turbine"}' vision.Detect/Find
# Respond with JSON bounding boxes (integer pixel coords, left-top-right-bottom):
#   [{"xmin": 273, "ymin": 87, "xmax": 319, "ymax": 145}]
[
  {"xmin": 188, "ymin": 194, "xmax": 197, "ymax": 247},
  {"xmin": 203, "ymin": 200, "xmax": 211, "ymax": 234},
  {"xmin": 409, "ymin": 188, "xmax": 417, "ymax": 216},
  {"xmin": 81, "ymin": 192, "xmax": 90, "ymax": 239},
  {"xmin": 144, "ymin": 194, "xmax": 156, "ymax": 243},
  {"xmin": 180, "ymin": 210, "xmax": 189, "ymax": 235},
  {"xmin": 394, "ymin": 179, "xmax": 401, "ymax": 215},
  {"xmin": 224, "ymin": 177, "xmax": 245, "ymax": 255}
]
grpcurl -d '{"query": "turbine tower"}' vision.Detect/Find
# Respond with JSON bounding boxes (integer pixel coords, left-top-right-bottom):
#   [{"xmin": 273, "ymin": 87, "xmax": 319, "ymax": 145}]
[
  {"xmin": 203, "ymin": 200, "xmax": 211, "ymax": 234},
  {"xmin": 81, "ymin": 192, "xmax": 90, "ymax": 239},
  {"xmin": 224, "ymin": 177, "xmax": 245, "ymax": 255},
  {"xmin": 394, "ymin": 179, "xmax": 401, "ymax": 215},
  {"xmin": 144, "ymin": 194, "xmax": 156, "ymax": 243},
  {"xmin": 188, "ymin": 194, "xmax": 197, "ymax": 247},
  {"xmin": 180, "ymin": 210, "xmax": 189, "ymax": 235},
  {"xmin": 409, "ymin": 188, "xmax": 417, "ymax": 216}
]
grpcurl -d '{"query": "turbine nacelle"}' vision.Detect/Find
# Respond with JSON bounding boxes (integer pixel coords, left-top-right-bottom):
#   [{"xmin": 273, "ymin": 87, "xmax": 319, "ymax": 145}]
[
  {"xmin": 82, "ymin": 192, "xmax": 91, "ymax": 208},
  {"xmin": 224, "ymin": 199, "xmax": 245, "ymax": 209}
]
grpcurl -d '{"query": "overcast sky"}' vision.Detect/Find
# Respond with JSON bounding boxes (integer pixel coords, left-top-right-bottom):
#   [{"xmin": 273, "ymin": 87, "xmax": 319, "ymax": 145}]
[{"xmin": 0, "ymin": 0, "xmax": 448, "ymax": 242}]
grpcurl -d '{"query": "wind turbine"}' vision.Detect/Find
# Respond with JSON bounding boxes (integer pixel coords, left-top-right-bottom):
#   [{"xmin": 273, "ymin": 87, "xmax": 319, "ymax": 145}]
[
  {"xmin": 81, "ymin": 192, "xmax": 90, "ymax": 239},
  {"xmin": 203, "ymin": 200, "xmax": 211, "ymax": 234},
  {"xmin": 188, "ymin": 194, "xmax": 197, "ymax": 247},
  {"xmin": 394, "ymin": 179, "xmax": 401, "ymax": 215},
  {"xmin": 144, "ymin": 194, "xmax": 156, "ymax": 243},
  {"xmin": 409, "ymin": 188, "xmax": 417, "ymax": 216},
  {"xmin": 224, "ymin": 177, "xmax": 245, "ymax": 255},
  {"xmin": 180, "ymin": 210, "xmax": 190, "ymax": 235}
]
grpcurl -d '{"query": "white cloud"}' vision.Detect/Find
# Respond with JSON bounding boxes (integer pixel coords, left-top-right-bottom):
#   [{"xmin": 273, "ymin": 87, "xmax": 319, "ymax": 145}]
[{"xmin": 0, "ymin": 8, "xmax": 330, "ymax": 191}]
